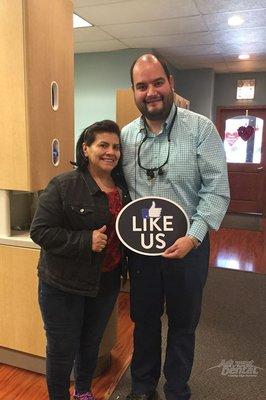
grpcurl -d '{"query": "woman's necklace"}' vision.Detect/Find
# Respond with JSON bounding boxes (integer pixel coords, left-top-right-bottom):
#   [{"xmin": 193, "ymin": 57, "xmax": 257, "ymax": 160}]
[{"xmin": 94, "ymin": 176, "xmax": 116, "ymax": 193}]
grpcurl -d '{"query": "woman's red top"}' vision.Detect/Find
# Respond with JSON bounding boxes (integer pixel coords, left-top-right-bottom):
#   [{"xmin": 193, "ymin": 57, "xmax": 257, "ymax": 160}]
[{"xmin": 101, "ymin": 187, "xmax": 123, "ymax": 272}]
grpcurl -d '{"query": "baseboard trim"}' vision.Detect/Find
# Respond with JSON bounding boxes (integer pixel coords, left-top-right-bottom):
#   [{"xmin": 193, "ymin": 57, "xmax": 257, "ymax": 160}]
[{"xmin": 0, "ymin": 347, "xmax": 110, "ymax": 378}]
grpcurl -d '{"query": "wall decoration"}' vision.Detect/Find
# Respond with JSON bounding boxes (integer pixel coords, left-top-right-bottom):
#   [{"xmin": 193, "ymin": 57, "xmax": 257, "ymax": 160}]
[
  {"xmin": 237, "ymin": 125, "xmax": 255, "ymax": 141},
  {"xmin": 236, "ymin": 79, "xmax": 255, "ymax": 100}
]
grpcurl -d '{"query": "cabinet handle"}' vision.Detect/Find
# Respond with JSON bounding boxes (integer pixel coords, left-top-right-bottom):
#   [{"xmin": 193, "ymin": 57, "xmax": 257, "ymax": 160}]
[
  {"xmin": 51, "ymin": 81, "xmax": 59, "ymax": 111},
  {"xmin": 52, "ymin": 139, "xmax": 60, "ymax": 166}
]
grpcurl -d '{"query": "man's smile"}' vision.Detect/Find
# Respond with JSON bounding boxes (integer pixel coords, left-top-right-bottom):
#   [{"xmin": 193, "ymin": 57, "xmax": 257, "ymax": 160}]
[{"xmin": 145, "ymin": 96, "xmax": 163, "ymax": 104}]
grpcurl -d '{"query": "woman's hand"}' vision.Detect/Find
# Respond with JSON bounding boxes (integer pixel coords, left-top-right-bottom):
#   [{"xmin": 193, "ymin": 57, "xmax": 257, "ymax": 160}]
[
  {"xmin": 92, "ymin": 225, "xmax": 108, "ymax": 252},
  {"xmin": 162, "ymin": 236, "xmax": 194, "ymax": 259}
]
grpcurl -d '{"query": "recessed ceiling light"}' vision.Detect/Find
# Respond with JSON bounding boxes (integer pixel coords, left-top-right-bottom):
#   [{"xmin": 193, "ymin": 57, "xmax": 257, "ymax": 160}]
[
  {"xmin": 73, "ymin": 13, "xmax": 93, "ymax": 28},
  {"xmin": 228, "ymin": 15, "xmax": 245, "ymax": 26},
  {"xmin": 238, "ymin": 54, "xmax": 250, "ymax": 60}
]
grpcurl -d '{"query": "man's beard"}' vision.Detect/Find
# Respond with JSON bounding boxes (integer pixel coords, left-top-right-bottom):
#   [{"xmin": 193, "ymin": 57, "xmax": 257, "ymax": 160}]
[
  {"xmin": 136, "ymin": 92, "xmax": 174, "ymax": 121},
  {"xmin": 144, "ymin": 104, "xmax": 171, "ymax": 121}
]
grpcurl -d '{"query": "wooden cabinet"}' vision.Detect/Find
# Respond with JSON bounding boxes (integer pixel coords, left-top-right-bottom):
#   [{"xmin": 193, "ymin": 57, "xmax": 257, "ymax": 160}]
[
  {"xmin": 116, "ymin": 88, "xmax": 141, "ymax": 129},
  {"xmin": 116, "ymin": 88, "xmax": 190, "ymax": 128},
  {"xmin": 0, "ymin": 245, "xmax": 45, "ymax": 356},
  {"xmin": 0, "ymin": 0, "xmax": 74, "ymax": 191},
  {"xmin": 0, "ymin": 244, "xmax": 117, "ymax": 374},
  {"xmin": 174, "ymin": 93, "xmax": 190, "ymax": 110}
]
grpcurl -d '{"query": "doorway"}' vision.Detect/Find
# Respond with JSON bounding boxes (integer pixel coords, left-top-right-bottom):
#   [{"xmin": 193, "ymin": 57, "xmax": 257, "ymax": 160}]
[{"xmin": 216, "ymin": 106, "xmax": 266, "ymax": 215}]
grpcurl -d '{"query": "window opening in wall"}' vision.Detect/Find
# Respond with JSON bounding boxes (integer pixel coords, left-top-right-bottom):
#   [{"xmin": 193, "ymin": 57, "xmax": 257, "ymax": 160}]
[{"xmin": 223, "ymin": 115, "xmax": 263, "ymax": 163}]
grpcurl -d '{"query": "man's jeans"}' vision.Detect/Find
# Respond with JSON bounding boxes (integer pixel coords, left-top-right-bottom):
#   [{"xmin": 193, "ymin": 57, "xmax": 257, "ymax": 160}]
[{"xmin": 129, "ymin": 235, "xmax": 210, "ymax": 400}]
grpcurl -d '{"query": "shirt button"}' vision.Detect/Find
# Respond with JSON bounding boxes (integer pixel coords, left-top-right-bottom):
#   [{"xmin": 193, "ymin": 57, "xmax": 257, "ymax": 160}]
[{"xmin": 80, "ymin": 208, "xmax": 85, "ymax": 213}]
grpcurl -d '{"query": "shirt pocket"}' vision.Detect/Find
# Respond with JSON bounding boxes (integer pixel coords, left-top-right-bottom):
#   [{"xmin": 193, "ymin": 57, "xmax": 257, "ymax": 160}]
[
  {"xmin": 64, "ymin": 203, "xmax": 96, "ymax": 230},
  {"xmin": 71, "ymin": 205, "xmax": 94, "ymax": 215},
  {"xmin": 167, "ymin": 149, "xmax": 199, "ymax": 184},
  {"xmin": 166, "ymin": 162, "xmax": 192, "ymax": 184}
]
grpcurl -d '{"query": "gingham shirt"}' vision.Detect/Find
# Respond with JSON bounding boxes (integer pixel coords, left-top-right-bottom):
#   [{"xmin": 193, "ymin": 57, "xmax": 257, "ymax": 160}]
[{"xmin": 121, "ymin": 104, "xmax": 230, "ymax": 242}]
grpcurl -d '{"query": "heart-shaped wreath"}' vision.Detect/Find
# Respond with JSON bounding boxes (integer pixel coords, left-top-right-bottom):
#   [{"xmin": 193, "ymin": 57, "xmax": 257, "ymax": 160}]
[{"xmin": 237, "ymin": 125, "xmax": 255, "ymax": 141}]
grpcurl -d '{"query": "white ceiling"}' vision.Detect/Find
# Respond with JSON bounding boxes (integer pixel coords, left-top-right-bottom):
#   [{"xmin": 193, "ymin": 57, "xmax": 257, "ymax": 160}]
[{"xmin": 73, "ymin": 0, "xmax": 266, "ymax": 73}]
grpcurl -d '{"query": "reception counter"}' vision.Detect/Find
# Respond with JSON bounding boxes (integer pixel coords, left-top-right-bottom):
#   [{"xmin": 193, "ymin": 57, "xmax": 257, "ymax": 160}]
[
  {"xmin": 0, "ymin": 230, "xmax": 37, "ymax": 249},
  {"xmin": 0, "ymin": 235, "xmax": 117, "ymax": 376}
]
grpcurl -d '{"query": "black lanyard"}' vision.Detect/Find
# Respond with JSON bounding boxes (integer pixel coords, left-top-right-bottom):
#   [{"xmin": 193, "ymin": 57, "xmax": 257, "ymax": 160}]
[{"xmin": 137, "ymin": 106, "xmax": 177, "ymax": 180}]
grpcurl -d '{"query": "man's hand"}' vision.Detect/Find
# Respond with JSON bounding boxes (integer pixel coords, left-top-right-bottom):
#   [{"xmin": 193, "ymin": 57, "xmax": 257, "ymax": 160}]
[
  {"xmin": 162, "ymin": 236, "xmax": 194, "ymax": 259},
  {"xmin": 92, "ymin": 225, "xmax": 107, "ymax": 252}
]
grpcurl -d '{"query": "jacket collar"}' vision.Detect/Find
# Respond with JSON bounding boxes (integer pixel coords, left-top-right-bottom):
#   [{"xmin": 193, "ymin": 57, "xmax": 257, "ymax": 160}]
[
  {"xmin": 80, "ymin": 169, "xmax": 101, "ymax": 195},
  {"xmin": 80, "ymin": 168, "xmax": 126, "ymax": 195}
]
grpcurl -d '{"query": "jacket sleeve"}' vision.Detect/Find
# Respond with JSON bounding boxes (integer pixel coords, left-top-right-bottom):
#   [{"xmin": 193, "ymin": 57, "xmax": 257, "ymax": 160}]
[{"xmin": 30, "ymin": 177, "xmax": 93, "ymax": 259}]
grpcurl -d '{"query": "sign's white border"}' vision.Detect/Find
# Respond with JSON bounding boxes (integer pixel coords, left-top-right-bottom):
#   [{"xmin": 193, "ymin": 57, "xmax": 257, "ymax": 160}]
[{"xmin": 115, "ymin": 196, "xmax": 190, "ymax": 256}]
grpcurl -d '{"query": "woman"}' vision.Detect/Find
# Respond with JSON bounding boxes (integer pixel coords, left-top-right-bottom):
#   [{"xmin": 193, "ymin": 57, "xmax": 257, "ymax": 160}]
[{"xmin": 30, "ymin": 120, "xmax": 130, "ymax": 400}]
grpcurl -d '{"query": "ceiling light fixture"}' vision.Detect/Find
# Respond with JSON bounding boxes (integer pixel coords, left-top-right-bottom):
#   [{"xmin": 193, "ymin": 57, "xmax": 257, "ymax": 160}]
[
  {"xmin": 238, "ymin": 54, "xmax": 250, "ymax": 60},
  {"xmin": 73, "ymin": 13, "xmax": 93, "ymax": 28},
  {"xmin": 228, "ymin": 15, "xmax": 245, "ymax": 26}
]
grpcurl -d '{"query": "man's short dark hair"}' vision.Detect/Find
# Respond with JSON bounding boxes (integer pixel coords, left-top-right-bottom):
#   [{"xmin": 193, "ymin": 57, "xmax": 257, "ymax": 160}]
[{"xmin": 130, "ymin": 53, "xmax": 171, "ymax": 87}]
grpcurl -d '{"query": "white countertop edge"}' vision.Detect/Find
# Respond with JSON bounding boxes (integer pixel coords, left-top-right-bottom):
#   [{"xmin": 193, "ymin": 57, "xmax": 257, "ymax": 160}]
[{"xmin": 0, "ymin": 232, "xmax": 40, "ymax": 249}]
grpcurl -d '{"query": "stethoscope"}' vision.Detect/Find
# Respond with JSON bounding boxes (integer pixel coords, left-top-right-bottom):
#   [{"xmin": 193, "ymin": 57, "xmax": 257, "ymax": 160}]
[{"xmin": 137, "ymin": 106, "xmax": 177, "ymax": 180}]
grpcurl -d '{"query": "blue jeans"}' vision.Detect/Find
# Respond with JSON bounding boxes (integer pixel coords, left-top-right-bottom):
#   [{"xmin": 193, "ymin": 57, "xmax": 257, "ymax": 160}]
[
  {"xmin": 38, "ymin": 268, "xmax": 121, "ymax": 400},
  {"xmin": 128, "ymin": 235, "xmax": 210, "ymax": 400}
]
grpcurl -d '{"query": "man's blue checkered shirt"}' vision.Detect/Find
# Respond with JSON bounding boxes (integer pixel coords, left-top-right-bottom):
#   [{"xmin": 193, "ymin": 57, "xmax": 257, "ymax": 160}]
[{"xmin": 121, "ymin": 104, "xmax": 230, "ymax": 242}]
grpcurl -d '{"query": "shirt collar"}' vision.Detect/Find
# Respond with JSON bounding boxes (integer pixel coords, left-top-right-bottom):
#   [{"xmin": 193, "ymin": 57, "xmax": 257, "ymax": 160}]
[{"xmin": 165, "ymin": 103, "xmax": 177, "ymax": 129}]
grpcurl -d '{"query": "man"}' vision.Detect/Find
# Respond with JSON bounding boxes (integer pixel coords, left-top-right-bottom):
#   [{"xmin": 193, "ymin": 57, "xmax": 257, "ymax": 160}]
[{"xmin": 121, "ymin": 54, "xmax": 230, "ymax": 400}]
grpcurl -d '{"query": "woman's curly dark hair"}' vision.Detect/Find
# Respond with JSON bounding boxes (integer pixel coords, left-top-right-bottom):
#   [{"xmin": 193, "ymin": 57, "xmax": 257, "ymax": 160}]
[{"xmin": 71, "ymin": 120, "xmax": 122, "ymax": 175}]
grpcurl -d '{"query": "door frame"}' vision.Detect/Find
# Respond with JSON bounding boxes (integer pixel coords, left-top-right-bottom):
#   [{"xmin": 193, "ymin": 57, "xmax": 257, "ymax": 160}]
[{"xmin": 216, "ymin": 105, "xmax": 266, "ymax": 218}]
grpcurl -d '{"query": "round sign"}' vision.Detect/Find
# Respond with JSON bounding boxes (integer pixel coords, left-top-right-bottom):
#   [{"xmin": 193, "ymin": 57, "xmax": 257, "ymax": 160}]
[{"xmin": 116, "ymin": 196, "xmax": 190, "ymax": 256}]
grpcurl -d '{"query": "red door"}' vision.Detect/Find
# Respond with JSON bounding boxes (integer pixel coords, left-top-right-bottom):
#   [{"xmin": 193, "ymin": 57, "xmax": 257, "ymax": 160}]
[{"xmin": 216, "ymin": 106, "xmax": 266, "ymax": 214}]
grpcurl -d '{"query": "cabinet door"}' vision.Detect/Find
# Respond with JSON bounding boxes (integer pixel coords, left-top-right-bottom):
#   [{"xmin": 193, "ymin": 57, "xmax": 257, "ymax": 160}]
[
  {"xmin": 0, "ymin": 245, "xmax": 45, "ymax": 356},
  {"xmin": 116, "ymin": 88, "xmax": 140, "ymax": 129},
  {"xmin": 0, "ymin": 0, "xmax": 74, "ymax": 191},
  {"xmin": 26, "ymin": 0, "xmax": 74, "ymax": 191},
  {"xmin": 116, "ymin": 88, "xmax": 190, "ymax": 128},
  {"xmin": 0, "ymin": 0, "xmax": 29, "ymax": 190},
  {"xmin": 0, "ymin": 244, "xmax": 117, "ymax": 362}
]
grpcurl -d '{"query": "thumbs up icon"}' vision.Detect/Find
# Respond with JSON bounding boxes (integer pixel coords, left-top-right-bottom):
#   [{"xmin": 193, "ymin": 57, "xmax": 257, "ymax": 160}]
[{"xmin": 148, "ymin": 201, "xmax": 162, "ymax": 218}]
